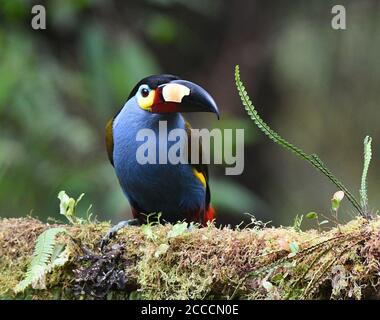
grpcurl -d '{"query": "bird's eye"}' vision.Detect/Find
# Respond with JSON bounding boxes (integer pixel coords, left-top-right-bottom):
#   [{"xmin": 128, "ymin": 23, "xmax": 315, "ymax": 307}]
[{"xmin": 141, "ymin": 87, "xmax": 150, "ymax": 98}]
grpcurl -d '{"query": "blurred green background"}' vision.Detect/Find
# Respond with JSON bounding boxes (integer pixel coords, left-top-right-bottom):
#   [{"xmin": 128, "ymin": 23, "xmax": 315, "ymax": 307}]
[{"xmin": 1, "ymin": 0, "xmax": 379, "ymax": 227}]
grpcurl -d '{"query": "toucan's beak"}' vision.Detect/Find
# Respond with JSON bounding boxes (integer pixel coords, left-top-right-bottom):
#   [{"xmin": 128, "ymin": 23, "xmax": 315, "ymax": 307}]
[{"xmin": 152, "ymin": 80, "xmax": 220, "ymax": 119}]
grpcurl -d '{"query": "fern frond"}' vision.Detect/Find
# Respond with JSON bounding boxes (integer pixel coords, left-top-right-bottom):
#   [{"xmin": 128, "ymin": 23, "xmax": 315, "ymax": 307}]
[
  {"xmin": 359, "ymin": 136, "xmax": 372, "ymax": 213},
  {"xmin": 15, "ymin": 227, "xmax": 66, "ymax": 293},
  {"xmin": 235, "ymin": 65, "xmax": 362, "ymax": 215}
]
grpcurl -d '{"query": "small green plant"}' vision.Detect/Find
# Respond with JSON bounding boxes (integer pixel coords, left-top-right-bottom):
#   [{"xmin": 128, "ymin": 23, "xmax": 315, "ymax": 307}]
[
  {"xmin": 15, "ymin": 191, "xmax": 87, "ymax": 293},
  {"xmin": 331, "ymin": 190, "xmax": 344, "ymax": 231},
  {"xmin": 140, "ymin": 212, "xmax": 162, "ymax": 241},
  {"xmin": 292, "ymin": 214, "xmax": 304, "ymax": 232},
  {"xmin": 14, "ymin": 227, "xmax": 67, "ymax": 293},
  {"xmin": 241, "ymin": 213, "xmax": 271, "ymax": 230},
  {"xmin": 359, "ymin": 136, "xmax": 372, "ymax": 216},
  {"xmin": 305, "ymin": 211, "xmax": 329, "ymax": 232},
  {"xmin": 235, "ymin": 65, "xmax": 374, "ymax": 218},
  {"xmin": 58, "ymin": 191, "xmax": 91, "ymax": 224},
  {"xmin": 303, "ymin": 191, "xmax": 344, "ymax": 232}
]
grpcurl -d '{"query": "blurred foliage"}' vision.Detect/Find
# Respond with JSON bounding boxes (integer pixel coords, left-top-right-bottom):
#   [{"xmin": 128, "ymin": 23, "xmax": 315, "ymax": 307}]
[
  {"xmin": 0, "ymin": 0, "xmax": 380, "ymax": 227},
  {"xmin": 269, "ymin": 1, "xmax": 380, "ymax": 225},
  {"xmin": 0, "ymin": 0, "xmax": 255, "ymax": 224},
  {"xmin": 0, "ymin": 0, "xmax": 162, "ymax": 221}
]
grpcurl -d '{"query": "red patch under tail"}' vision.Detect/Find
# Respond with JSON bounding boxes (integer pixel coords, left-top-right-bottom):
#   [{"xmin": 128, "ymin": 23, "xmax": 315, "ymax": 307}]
[
  {"xmin": 184, "ymin": 206, "xmax": 215, "ymax": 226},
  {"xmin": 203, "ymin": 205, "xmax": 215, "ymax": 225}
]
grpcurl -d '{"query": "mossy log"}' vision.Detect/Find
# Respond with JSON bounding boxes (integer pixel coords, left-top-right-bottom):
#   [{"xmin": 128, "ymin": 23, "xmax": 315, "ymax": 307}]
[{"xmin": 0, "ymin": 217, "xmax": 379, "ymax": 300}]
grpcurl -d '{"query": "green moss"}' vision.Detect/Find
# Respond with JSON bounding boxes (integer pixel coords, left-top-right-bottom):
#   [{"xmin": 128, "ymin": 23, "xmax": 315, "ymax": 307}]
[{"xmin": 0, "ymin": 217, "xmax": 379, "ymax": 300}]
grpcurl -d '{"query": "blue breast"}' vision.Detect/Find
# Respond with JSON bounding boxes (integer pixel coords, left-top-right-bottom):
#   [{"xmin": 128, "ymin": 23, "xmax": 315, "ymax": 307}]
[{"xmin": 112, "ymin": 98, "xmax": 206, "ymax": 222}]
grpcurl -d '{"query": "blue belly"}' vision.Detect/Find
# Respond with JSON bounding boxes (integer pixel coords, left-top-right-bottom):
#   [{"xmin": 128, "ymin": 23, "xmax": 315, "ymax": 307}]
[{"xmin": 112, "ymin": 99, "xmax": 206, "ymax": 222}]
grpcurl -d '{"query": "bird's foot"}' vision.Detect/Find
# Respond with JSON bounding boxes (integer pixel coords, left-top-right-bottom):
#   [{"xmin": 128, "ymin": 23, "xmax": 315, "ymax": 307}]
[{"xmin": 100, "ymin": 219, "xmax": 140, "ymax": 250}]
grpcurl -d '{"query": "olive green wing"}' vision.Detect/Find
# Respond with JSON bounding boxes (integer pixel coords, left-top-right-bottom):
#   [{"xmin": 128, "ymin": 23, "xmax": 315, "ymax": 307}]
[{"xmin": 105, "ymin": 118, "xmax": 114, "ymax": 166}]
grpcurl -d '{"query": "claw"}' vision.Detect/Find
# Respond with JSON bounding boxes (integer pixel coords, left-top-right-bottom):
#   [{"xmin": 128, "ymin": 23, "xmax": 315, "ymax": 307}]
[{"xmin": 100, "ymin": 219, "xmax": 140, "ymax": 250}]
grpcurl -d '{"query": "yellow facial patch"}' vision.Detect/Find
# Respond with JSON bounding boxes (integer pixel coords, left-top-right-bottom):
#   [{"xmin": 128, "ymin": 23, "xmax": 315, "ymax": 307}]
[
  {"xmin": 193, "ymin": 168, "xmax": 206, "ymax": 188},
  {"xmin": 137, "ymin": 90, "xmax": 155, "ymax": 111}
]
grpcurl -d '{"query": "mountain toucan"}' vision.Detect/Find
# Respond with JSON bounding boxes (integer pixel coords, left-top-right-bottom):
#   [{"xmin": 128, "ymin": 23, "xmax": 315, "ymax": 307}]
[{"xmin": 101, "ymin": 74, "xmax": 219, "ymax": 247}]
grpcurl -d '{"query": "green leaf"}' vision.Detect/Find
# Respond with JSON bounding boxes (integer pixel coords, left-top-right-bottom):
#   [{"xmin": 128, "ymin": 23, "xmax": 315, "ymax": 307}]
[
  {"xmin": 235, "ymin": 65, "xmax": 362, "ymax": 215},
  {"xmin": 58, "ymin": 191, "xmax": 72, "ymax": 216},
  {"xmin": 331, "ymin": 199, "xmax": 340, "ymax": 212},
  {"xmin": 167, "ymin": 222, "xmax": 188, "ymax": 238},
  {"xmin": 331, "ymin": 191, "xmax": 344, "ymax": 212},
  {"xmin": 359, "ymin": 136, "xmax": 372, "ymax": 213},
  {"xmin": 15, "ymin": 227, "xmax": 66, "ymax": 293},
  {"xmin": 76, "ymin": 193, "xmax": 85, "ymax": 205},
  {"xmin": 57, "ymin": 191, "xmax": 85, "ymax": 224},
  {"xmin": 292, "ymin": 214, "xmax": 303, "ymax": 232},
  {"xmin": 306, "ymin": 212, "xmax": 318, "ymax": 219}
]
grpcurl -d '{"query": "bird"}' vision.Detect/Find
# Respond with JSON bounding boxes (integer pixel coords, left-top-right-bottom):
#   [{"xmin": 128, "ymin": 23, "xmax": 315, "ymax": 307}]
[{"xmin": 101, "ymin": 74, "xmax": 220, "ymax": 248}]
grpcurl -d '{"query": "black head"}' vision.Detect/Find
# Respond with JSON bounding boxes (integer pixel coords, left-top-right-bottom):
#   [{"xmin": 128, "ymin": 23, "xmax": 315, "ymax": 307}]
[
  {"xmin": 126, "ymin": 74, "xmax": 219, "ymax": 118},
  {"xmin": 128, "ymin": 74, "xmax": 180, "ymax": 100}
]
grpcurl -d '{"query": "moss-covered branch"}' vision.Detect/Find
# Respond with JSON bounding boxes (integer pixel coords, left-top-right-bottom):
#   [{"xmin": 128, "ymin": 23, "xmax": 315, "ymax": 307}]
[{"xmin": 1, "ymin": 217, "xmax": 379, "ymax": 300}]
